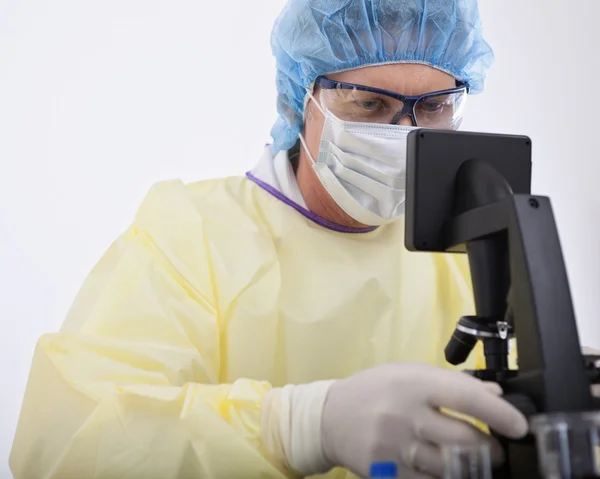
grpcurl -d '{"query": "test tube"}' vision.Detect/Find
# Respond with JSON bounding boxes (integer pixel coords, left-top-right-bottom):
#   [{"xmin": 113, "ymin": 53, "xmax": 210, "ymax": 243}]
[
  {"xmin": 442, "ymin": 444, "xmax": 493, "ymax": 479},
  {"xmin": 530, "ymin": 411, "xmax": 600, "ymax": 479}
]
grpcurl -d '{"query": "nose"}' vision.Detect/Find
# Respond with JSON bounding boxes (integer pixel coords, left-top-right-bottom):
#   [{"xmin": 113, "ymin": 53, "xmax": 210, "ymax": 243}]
[{"xmin": 390, "ymin": 109, "xmax": 417, "ymax": 126}]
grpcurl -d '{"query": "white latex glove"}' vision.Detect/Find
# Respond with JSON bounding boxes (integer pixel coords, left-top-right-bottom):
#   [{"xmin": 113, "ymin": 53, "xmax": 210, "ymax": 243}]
[
  {"xmin": 582, "ymin": 346, "xmax": 600, "ymax": 397},
  {"xmin": 321, "ymin": 363, "xmax": 527, "ymax": 478},
  {"xmin": 261, "ymin": 363, "xmax": 528, "ymax": 479}
]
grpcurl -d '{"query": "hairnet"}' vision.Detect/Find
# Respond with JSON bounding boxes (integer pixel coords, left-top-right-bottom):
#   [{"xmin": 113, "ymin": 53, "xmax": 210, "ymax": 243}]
[{"xmin": 270, "ymin": 0, "xmax": 494, "ymax": 151}]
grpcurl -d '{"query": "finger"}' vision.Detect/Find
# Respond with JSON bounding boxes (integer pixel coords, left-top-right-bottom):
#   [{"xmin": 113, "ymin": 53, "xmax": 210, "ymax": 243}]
[
  {"xmin": 427, "ymin": 371, "xmax": 528, "ymax": 439},
  {"xmin": 582, "ymin": 346, "xmax": 600, "ymax": 356},
  {"xmin": 427, "ymin": 368, "xmax": 504, "ymax": 399},
  {"xmin": 481, "ymin": 381, "xmax": 503, "ymax": 396},
  {"xmin": 417, "ymin": 409, "xmax": 505, "ymax": 466}
]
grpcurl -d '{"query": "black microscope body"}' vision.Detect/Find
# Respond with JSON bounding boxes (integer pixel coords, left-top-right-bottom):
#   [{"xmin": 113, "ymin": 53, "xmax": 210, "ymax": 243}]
[{"xmin": 404, "ymin": 130, "xmax": 600, "ymax": 478}]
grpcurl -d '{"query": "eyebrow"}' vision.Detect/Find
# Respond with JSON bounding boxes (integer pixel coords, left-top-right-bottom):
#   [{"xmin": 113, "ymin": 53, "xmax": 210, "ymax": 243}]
[
  {"xmin": 370, "ymin": 80, "xmax": 457, "ymax": 96},
  {"xmin": 324, "ymin": 77, "xmax": 460, "ymax": 98}
]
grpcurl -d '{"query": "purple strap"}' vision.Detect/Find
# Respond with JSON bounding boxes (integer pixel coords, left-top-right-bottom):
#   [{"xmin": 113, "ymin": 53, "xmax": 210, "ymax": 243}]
[{"xmin": 245, "ymin": 171, "xmax": 377, "ymax": 234}]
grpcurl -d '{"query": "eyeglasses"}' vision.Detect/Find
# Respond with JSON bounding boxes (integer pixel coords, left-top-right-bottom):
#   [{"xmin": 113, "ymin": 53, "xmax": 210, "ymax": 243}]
[{"xmin": 315, "ymin": 76, "xmax": 468, "ymax": 129}]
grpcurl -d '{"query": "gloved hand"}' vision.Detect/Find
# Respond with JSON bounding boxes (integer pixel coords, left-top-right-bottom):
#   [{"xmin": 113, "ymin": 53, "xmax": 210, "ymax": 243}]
[
  {"xmin": 582, "ymin": 346, "xmax": 600, "ymax": 397},
  {"xmin": 320, "ymin": 363, "xmax": 527, "ymax": 478},
  {"xmin": 261, "ymin": 363, "xmax": 528, "ymax": 479}
]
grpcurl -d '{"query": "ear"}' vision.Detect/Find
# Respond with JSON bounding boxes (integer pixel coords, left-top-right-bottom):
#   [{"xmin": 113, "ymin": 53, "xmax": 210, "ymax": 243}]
[
  {"xmin": 302, "ymin": 84, "xmax": 320, "ymax": 123},
  {"xmin": 303, "ymin": 94, "xmax": 315, "ymax": 122},
  {"xmin": 303, "ymin": 102, "xmax": 313, "ymax": 122}
]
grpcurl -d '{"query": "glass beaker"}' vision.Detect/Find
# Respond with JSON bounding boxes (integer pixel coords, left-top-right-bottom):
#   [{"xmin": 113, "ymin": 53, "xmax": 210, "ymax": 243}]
[
  {"xmin": 530, "ymin": 411, "xmax": 600, "ymax": 479},
  {"xmin": 442, "ymin": 444, "xmax": 493, "ymax": 479}
]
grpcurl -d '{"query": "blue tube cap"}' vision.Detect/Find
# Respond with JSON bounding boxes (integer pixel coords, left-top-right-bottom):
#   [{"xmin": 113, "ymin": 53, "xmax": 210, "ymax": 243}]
[{"xmin": 370, "ymin": 462, "xmax": 398, "ymax": 478}]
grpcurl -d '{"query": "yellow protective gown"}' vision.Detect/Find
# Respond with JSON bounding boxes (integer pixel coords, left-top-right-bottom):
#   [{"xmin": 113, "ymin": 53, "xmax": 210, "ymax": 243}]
[{"xmin": 10, "ymin": 175, "xmax": 489, "ymax": 479}]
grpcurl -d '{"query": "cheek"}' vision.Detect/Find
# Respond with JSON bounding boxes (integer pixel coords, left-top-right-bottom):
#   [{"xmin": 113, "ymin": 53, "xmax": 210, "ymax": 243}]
[
  {"xmin": 304, "ymin": 116, "xmax": 324, "ymax": 163},
  {"xmin": 304, "ymin": 112, "xmax": 325, "ymax": 146}
]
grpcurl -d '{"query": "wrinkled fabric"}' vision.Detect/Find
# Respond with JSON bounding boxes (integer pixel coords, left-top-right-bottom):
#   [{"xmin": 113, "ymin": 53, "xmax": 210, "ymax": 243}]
[
  {"xmin": 271, "ymin": 0, "xmax": 494, "ymax": 151},
  {"xmin": 11, "ymin": 175, "xmax": 487, "ymax": 479}
]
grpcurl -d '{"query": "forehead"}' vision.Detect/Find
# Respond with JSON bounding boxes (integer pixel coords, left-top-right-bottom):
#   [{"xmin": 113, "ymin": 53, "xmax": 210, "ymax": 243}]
[{"xmin": 325, "ymin": 63, "xmax": 457, "ymax": 96}]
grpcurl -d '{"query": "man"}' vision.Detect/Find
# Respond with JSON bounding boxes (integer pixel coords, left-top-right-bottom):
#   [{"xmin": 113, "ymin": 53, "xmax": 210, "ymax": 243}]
[{"xmin": 9, "ymin": 1, "xmax": 597, "ymax": 478}]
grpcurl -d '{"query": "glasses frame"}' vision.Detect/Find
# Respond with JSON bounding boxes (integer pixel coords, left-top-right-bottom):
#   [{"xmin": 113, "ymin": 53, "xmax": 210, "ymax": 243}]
[{"xmin": 315, "ymin": 75, "xmax": 469, "ymax": 127}]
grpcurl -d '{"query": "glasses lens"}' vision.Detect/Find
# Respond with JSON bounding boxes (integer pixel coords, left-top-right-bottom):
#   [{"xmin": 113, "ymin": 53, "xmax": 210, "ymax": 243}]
[
  {"xmin": 415, "ymin": 91, "xmax": 466, "ymax": 129},
  {"xmin": 319, "ymin": 86, "xmax": 405, "ymax": 124},
  {"xmin": 319, "ymin": 83, "xmax": 467, "ymax": 128}
]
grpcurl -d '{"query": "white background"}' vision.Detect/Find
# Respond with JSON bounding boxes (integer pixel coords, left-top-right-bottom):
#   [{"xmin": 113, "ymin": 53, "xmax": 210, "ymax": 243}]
[{"xmin": 0, "ymin": 1, "xmax": 599, "ymax": 476}]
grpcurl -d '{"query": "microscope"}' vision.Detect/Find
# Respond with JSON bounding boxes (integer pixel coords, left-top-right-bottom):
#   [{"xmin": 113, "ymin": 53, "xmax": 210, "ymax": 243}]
[{"xmin": 404, "ymin": 130, "xmax": 600, "ymax": 478}]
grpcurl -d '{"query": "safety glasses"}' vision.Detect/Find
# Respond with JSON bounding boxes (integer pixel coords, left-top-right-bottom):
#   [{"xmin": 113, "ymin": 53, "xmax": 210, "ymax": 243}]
[{"xmin": 315, "ymin": 76, "xmax": 468, "ymax": 129}]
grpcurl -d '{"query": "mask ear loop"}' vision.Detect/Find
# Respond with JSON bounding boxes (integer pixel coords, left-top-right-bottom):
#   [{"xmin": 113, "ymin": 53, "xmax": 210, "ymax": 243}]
[
  {"xmin": 298, "ymin": 88, "xmax": 326, "ymax": 165},
  {"xmin": 305, "ymin": 89, "xmax": 326, "ymax": 117},
  {"xmin": 298, "ymin": 132, "xmax": 316, "ymax": 165}
]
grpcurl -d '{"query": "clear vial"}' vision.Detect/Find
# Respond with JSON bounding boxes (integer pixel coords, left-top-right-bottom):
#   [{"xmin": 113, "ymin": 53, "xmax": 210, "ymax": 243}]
[
  {"xmin": 442, "ymin": 444, "xmax": 493, "ymax": 479},
  {"xmin": 530, "ymin": 411, "xmax": 600, "ymax": 479}
]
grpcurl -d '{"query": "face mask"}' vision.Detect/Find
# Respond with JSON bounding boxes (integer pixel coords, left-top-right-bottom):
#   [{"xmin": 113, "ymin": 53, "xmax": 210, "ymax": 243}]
[{"xmin": 299, "ymin": 91, "xmax": 419, "ymax": 226}]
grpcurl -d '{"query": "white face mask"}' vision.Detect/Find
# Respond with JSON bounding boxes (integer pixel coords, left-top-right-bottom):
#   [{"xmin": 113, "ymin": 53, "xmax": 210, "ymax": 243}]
[{"xmin": 299, "ymin": 91, "xmax": 419, "ymax": 226}]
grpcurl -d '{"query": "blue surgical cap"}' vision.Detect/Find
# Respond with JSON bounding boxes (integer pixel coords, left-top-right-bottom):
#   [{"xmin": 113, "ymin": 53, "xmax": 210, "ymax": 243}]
[{"xmin": 270, "ymin": 0, "xmax": 494, "ymax": 151}]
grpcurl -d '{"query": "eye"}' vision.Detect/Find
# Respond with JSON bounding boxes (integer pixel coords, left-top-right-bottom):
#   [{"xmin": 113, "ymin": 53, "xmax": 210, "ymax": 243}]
[
  {"xmin": 355, "ymin": 99, "xmax": 385, "ymax": 111},
  {"xmin": 419, "ymin": 100, "xmax": 444, "ymax": 113}
]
